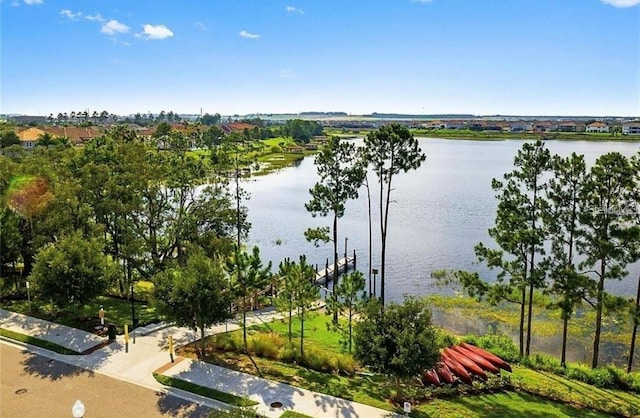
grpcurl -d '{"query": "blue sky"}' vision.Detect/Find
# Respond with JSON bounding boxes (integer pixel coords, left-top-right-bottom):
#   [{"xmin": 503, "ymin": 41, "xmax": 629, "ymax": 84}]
[{"xmin": 1, "ymin": 0, "xmax": 639, "ymax": 116}]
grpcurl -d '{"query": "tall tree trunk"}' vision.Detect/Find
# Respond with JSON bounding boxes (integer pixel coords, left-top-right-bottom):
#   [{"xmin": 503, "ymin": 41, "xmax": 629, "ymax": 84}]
[
  {"xmin": 381, "ymin": 162, "xmax": 394, "ymax": 306},
  {"xmin": 333, "ymin": 214, "xmax": 338, "ymax": 323},
  {"xmin": 526, "ymin": 179, "xmax": 538, "ymax": 357},
  {"xmin": 561, "ymin": 311, "xmax": 569, "ymax": 367},
  {"xmin": 288, "ymin": 305, "xmax": 292, "ymax": 343},
  {"xmin": 300, "ymin": 311, "xmax": 305, "ymax": 358},
  {"xmin": 592, "ymin": 263, "xmax": 606, "ymax": 368},
  {"xmin": 243, "ymin": 301, "xmax": 247, "ymax": 348},
  {"xmin": 366, "ymin": 177, "xmax": 372, "ymax": 297},
  {"xmin": 627, "ymin": 274, "xmax": 640, "ymax": 373},
  {"xmin": 200, "ymin": 327, "xmax": 206, "ymax": 358},
  {"xmin": 519, "ymin": 259, "xmax": 528, "ymax": 358}
]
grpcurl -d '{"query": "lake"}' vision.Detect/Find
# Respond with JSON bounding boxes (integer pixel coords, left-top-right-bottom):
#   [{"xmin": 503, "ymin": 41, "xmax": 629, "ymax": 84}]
[{"xmin": 243, "ymin": 138, "xmax": 640, "ymax": 302}]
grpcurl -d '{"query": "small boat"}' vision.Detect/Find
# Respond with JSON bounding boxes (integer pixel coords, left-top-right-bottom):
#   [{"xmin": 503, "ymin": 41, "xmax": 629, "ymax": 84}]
[
  {"xmin": 436, "ymin": 362, "xmax": 455, "ymax": 385},
  {"xmin": 441, "ymin": 352, "xmax": 473, "ymax": 385},
  {"xmin": 460, "ymin": 343, "xmax": 513, "ymax": 372},
  {"xmin": 422, "ymin": 369, "xmax": 441, "ymax": 386},
  {"xmin": 444, "ymin": 347, "xmax": 487, "ymax": 380},
  {"xmin": 452, "ymin": 345, "xmax": 500, "ymax": 374}
]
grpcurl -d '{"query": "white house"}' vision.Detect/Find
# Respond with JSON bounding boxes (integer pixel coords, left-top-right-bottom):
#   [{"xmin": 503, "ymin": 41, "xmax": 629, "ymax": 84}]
[
  {"xmin": 585, "ymin": 122, "xmax": 609, "ymax": 133},
  {"xmin": 623, "ymin": 122, "xmax": 640, "ymax": 135},
  {"xmin": 17, "ymin": 127, "xmax": 46, "ymax": 149}
]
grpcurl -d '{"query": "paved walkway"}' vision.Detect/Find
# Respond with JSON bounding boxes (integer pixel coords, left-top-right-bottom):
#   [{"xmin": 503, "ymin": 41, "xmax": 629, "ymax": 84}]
[
  {"xmin": 0, "ymin": 308, "xmax": 104, "ymax": 353},
  {"xmin": 0, "ymin": 307, "xmax": 399, "ymax": 418}
]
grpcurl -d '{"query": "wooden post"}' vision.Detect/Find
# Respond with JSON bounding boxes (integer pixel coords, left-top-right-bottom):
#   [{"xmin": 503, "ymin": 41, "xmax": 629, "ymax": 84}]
[
  {"xmin": 344, "ymin": 237, "xmax": 348, "ymax": 261},
  {"xmin": 353, "ymin": 249, "xmax": 356, "ymax": 271},
  {"xmin": 325, "ymin": 258, "xmax": 329, "ymax": 283}
]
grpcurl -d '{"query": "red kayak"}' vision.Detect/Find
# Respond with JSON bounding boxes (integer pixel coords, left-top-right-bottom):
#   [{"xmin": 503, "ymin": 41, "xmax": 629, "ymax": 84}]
[
  {"xmin": 460, "ymin": 343, "xmax": 513, "ymax": 372},
  {"xmin": 436, "ymin": 362, "xmax": 455, "ymax": 385},
  {"xmin": 441, "ymin": 352, "xmax": 473, "ymax": 385},
  {"xmin": 452, "ymin": 345, "xmax": 500, "ymax": 374},
  {"xmin": 444, "ymin": 347, "xmax": 487, "ymax": 380},
  {"xmin": 422, "ymin": 369, "xmax": 441, "ymax": 386}
]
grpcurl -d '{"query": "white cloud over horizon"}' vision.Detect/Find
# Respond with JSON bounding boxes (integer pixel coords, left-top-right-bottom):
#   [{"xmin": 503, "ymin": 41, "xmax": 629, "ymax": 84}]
[
  {"xmin": 600, "ymin": 0, "xmax": 640, "ymax": 7},
  {"xmin": 60, "ymin": 9, "xmax": 81, "ymax": 20},
  {"xmin": 23, "ymin": 0, "xmax": 43, "ymax": 5},
  {"xmin": 286, "ymin": 5, "xmax": 304, "ymax": 14},
  {"xmin": 139, "ymin": 24, "xmax": 174, "ymax": 40},
  {"xmin": 240, "ymin": 30, "xmax": 260, "ymax": 39},
  {"xmin": 101, "ymin": 19, "xmax": 130, "ymax": 35}
]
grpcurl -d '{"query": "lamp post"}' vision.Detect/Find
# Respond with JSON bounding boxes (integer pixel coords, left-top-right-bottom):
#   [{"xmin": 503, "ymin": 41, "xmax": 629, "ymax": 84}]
[
  {"xmin": 71, "ymin": 400, "xmax": 85, "ymax": 418},
  {"xmin": 25, "ymin": 281, "xmax": 31, "ymax": 313},
  {"xmin": 372, "ymin": 268, "xmax": 378, "ymax": 298}
]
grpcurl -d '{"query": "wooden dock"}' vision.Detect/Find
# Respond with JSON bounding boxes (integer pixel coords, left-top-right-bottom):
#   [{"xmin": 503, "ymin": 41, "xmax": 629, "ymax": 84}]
[{"xmin": 314, "ymin": 253, "xmax": 357, "ymax": 286}]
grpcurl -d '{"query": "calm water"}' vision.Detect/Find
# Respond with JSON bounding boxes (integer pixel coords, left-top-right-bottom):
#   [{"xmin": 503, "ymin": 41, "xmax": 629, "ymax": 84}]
[{"xmin": 244, "ymin": 138, "xmax": 640, "ymax": 302}]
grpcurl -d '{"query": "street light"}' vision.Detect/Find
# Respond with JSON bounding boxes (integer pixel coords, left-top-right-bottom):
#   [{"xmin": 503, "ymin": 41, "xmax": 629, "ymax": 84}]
[{"xmin": 72, "ymin": 400, "xmax": 85, "ymax": 418}]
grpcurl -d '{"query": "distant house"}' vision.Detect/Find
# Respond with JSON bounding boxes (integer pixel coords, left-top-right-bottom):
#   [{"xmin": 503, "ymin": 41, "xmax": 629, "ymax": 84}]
[
  {"xmin": 510, "ymin": 121, "xmax": 532, "ymax": 132},
  {"xmin": 17, "ymin": 127, "xmax": 47, "ymax": 149},
  {"xmin": 556, "ymin": 121, "xmax": 577, "ymax": 132},
  {"xmin": 44, "ymin": 126, "xmax": 102, "ymax": 145},
  {"xmin": 221, "ymin": 123, "xmax": 257, "ymax": 134},
  {"xmin": 585, "ymin": 122, "xmax": 609, "ymax": 133},
  {"xmin": 444, "ymin": 121, "xmax": 466, "ymax": 130},
  {"xmin": 532, "ymin": 122, "xmax": 554, "ymax": 133},
  {"xmin": 622, "ymin": 122, "xmax": 640, "ymax": 135}
]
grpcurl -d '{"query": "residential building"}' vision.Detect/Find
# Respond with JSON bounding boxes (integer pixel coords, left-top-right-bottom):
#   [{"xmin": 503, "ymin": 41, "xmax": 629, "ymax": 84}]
[
  {"xmin": 556, "ymin": 121, "xmax": 577, "ymax": 132},
  {"xmin": 585, "ymin": 122, "xmax": 610, "ymax": 133},
  {"xmin": 17, "ymin": 127, "xmax": 46, "ymax": 149},
  {"xmin": 623, "ymin": 122, "xmax": 640, "ymax": 135}
]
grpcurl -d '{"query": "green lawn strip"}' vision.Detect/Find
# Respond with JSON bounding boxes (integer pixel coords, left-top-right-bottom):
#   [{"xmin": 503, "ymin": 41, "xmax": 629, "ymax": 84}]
[
  {"xmin": 510, "ymin": 366, "xmax": 640, "ymax": 417},
  {"xmin": 0, "ymin": 295, "xmax": 161, "ymax": 334},
  {"xmin": 415, "ymin": 391, "xmax": 609, "ymax": 418},
  {"xmin": 249, "ymin": 312, "xmax": 349, "ymax": 355},
  {"xmin": 153, "ymin": 373, "xmax": 258, "ymax": 407},
  {"xmin": 0, "ymin": 328, "xmax": 80, "ymax": 355},
  {"xmin": 200, "ymin": 345, "xmax": 638, "ymax": 417},
  {"xmin": 279, "ymin": 412, "xmax": 314, "ymax": 418}
]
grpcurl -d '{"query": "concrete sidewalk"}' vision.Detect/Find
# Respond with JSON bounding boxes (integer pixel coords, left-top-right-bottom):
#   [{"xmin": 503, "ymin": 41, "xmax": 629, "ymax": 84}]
[
  {"xmin": 0, "ymin": 307, "xmax": 400, "ymax": 417},
  {"xmin": 0, "ymin": 308, "xmax": 105, "ymax": 353}
]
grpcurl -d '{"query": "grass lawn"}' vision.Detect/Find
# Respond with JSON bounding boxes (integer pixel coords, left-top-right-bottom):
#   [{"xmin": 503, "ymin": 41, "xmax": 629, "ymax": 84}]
[
  {"xmin": 249, "ymin": 312, "xmax": 350, "ymax": 355},
  {"xmin": 176, "ymin": 310, "xmax": 639, "ymax": 417},
  {"xmin": 0, "ymin": 295, "xmax": 161, "ymax": 335},
  {"xmin": 0, "ymin": 328, "xmax": 80, "ymax": 355},
  {"xmin": 153, "ymin": 373, "xmax": 257, "ymax": 407},
  {"xmin": 279, "ymin": 412, "xmax": 314, "ymax": 418}
]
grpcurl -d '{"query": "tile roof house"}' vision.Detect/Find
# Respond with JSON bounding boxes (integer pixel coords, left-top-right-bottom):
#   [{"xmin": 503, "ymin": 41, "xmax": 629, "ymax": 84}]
[
  {"xmin": 585, "ymin": 122, "xmax": 609, "ymax": 133},
  {"xmin": 17, "ymin": 127, "xmax": 47, "ymax": 149},
  {"xmin": 556, "ymin": 121, "xmax": 577, "ymax": 132}
]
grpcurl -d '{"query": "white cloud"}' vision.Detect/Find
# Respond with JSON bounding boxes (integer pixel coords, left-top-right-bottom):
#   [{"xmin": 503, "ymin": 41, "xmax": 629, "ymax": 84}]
[
  {"xmin": 85, "ymin": 14, "xmax": 106, "ymax": 23},
  {"xmin": 60, "ymin": 9, "xmax": 82, "ymax": 20},
  {"xmin": 600, "ymin": 0, "xmax": 640, "ymax": 7},
  {"xmin": 195, "ymin": 22, "xmax": 208, "ymax": 31},
  {"xmin": 101, "ymin": 19, "xmax": 130, "ymax": 35},
  {"xmin": 140, "ymin": 24, "xmax": 174, "ymax": 40},
  {"xmin": 286, "ymin": 5, "xmax": 304, "ymax": 14},
  {"xmin": 24, "ymin": 0, "xmax": 43, "ymax": 5},
  {"xmin": 240, "ymin": 30, "xmax": 260, "ymax": 39}
]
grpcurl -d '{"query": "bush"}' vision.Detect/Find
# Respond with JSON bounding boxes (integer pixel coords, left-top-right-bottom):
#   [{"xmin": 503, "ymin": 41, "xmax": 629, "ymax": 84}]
[
  {"xmin": 248, "ymin": 333, "xmax": 284, "ymax": 359},
  {"xmin": 278, "ymin": 344, "xmax": 297, "ymax": 363},
  {"xmin": 269, "ymin": 145, "xmax": 282, "ymax": 153},
  {"xmin": 460, "ymin": 333, "xmax": 519, "ymax": 363}
]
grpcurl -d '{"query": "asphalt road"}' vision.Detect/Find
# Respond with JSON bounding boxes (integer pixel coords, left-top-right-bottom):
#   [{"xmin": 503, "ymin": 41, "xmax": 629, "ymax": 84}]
[{"xmin": 0, "ymin": 343, "xmax": 212, "ymax": 418}]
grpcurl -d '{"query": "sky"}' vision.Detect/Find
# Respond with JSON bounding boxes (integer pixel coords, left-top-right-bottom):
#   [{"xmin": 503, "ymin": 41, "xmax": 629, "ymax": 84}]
[{"xmin": 1, "ymin": 0, "xmax": 639, "ymax": 117}]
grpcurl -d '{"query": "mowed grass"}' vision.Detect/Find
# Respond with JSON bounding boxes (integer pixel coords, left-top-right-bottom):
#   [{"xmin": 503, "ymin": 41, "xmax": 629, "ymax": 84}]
[
  {"xmin": 1, "ymin": 295, "xmax": 160, "ymax": 334},
  {"xmin": 415, "ymin": 392, "xmax": 608, "ymax": 418},
  {"xmin": 249, "ymin": 312, "xmax": 351, "ymax": 355}
]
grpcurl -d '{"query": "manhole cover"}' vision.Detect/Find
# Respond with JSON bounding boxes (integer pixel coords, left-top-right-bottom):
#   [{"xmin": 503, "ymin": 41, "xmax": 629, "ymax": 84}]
[
  {"xmin": 15, "ymin": 388, "xmax": 28, "ymax": 395},
  {"xmin": 270, "ymin": 401, "xmax": 283, "ymax": 409}
]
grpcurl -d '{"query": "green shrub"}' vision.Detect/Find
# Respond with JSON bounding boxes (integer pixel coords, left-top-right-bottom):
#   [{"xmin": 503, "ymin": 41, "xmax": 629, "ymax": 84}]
[
  {"xmin": 248, "ymin": 333, "xmax": 284, "ymax": 359},
  {"xmin": 269, "ymin": 145, "xmax": 282, "ymax": 153},
  {"xmin": 335, "ymin": 354, "xmax": 357, "ymax": 376},
  {"xmin": 278, "ymin": 344, "xmax": 297, "ymax": 363},
  {"xmin": 460, "ymin": 333, "xmax": 519, "ymax": 363}
]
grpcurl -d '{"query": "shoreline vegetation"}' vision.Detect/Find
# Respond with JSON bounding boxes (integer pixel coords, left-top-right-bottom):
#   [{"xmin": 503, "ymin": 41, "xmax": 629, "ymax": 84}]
[{"xmin": 326, "ymin": 128, "xmax": 640, "ymax": 142}]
